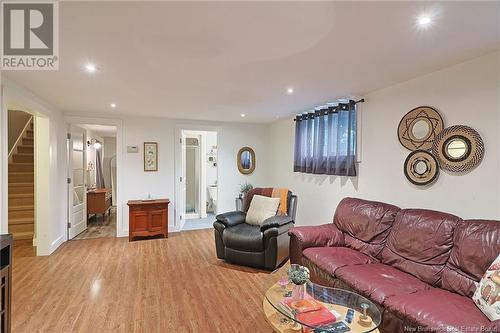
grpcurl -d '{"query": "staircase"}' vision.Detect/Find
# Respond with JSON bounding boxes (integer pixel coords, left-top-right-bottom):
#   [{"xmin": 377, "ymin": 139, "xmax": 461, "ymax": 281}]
[{"xmin": 8, "ymin": 120, "xmax": 35, "ymax": 241}]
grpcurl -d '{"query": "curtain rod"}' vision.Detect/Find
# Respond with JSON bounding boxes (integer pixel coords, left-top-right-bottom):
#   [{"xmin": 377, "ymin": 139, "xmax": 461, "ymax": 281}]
[{"xmin": 293, "ymin": 98, "xmax": 365, "ymax": 121}]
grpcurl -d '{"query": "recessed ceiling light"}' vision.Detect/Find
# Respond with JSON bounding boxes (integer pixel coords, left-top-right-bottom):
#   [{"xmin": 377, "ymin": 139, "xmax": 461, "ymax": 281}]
[
  {"xmin": 417, "ymin": 15, "xmax": 432, "ymax": 27},
  {"xmin": 85, "ymin": 63, "xmax": 97, "ymax": 73},
  {"xmin": 110, "ymin": 103, "xmax": 117, "ymax": 108},
  {"xmin": 287, "ymin": 87, "xmax": 294, "ymax": 94},
  {"xmin": 240, "ymin": 114, "xmax": 246, "ymax": 118}
]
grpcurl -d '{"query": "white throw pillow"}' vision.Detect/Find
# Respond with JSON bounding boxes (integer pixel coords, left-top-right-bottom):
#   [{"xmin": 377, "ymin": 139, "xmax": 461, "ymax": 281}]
[
  {"xmin": 245, "ymin": 195, "xmax": 280, "ymax": 226},
  {"xmin": 473, "ymin": 253, "xmax": 500, "ymax": 321}
]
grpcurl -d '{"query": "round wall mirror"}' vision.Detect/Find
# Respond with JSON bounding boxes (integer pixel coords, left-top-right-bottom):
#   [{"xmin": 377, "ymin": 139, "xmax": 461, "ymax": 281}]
[
  {"xmin": 445, "ymin": 139, "xmax": 468, "ymax": 160},
  {"xmin": 237, "ymin": 147, "xmax": 255, "ymax": 174},
  {"xmin": 412, "ymin": 120, "xmax": 430, "ymax": 139},
  {"xmin": 432, "ymin": 125, "xmax": 484, "ymax": 173},
  {"xmin": 404, "ymin": 150, "xmax": 439, "ymax": 186},
  {"xmin": 398, "ymin": 106, "xmax": 444, "ymax": 151}
]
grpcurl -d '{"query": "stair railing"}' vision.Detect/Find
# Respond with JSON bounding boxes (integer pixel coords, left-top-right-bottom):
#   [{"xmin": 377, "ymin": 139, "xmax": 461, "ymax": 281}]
[{"xmin": 8, "ymin": 116, "xmax": 33, "ymax": 160}]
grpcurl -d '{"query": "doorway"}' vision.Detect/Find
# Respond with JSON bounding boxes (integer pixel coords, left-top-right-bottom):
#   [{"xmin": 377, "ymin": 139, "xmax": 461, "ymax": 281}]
[
  {"xmin": 7, "ymin": 110, "xmax": 35, "ymax": 243},
  {"xmin": 181, "ymin": 130, "xmax": 218, "ymax": 231},
  {"xmin": 68, "ymin": 124, "xmax": 118, "ymax": 240}
]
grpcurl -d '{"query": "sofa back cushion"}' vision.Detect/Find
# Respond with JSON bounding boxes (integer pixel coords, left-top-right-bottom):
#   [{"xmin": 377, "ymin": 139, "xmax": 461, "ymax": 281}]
[
  {"xmin": 381, "ymin": 209, "xmax": 461, "ymax": 286},
  {"xmin": 334, "ymin": 197, "xmax": 400, "ymax": 259},
  {"xmin": 244, "ymin": 188, "xmax": 292, "ymax": 213},
  {"xmin": 441, "ymin": 219, "xmax": 500, "ymax": 297}
]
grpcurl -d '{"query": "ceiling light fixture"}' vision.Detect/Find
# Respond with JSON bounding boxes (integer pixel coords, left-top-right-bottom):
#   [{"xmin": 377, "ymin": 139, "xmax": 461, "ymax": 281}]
[
  {"xmin": 287, "ymin": 87, "xmax": 294, "ymax": 94},
  {"xmin": 87, "ymin": 138, "xmax": 102, "ymax": 149},
  {"xmin": 110, "ymin": 103, "xmax": 117, "ymax": 108},
  {"xmin": 85, "ymin": 63, "xmax": 97, "ymax": 73},
  {"xmin": 240, "ymin": 114, "xmax": 246, "ymax": 118},
  {"xmin": 417, "ymin": 15, "xmax": 432, "ymax": 27}
]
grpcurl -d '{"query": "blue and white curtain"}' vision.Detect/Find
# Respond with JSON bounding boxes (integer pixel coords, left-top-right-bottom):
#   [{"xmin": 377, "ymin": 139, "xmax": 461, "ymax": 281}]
[{"xmin": 294, "ymin": 101, "xmax": 357, "ymax": 176}]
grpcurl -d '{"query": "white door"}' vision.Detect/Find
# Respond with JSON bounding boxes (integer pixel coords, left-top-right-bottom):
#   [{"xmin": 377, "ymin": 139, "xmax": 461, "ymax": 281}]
[{"xmin": 68, "ymin": 126, "xmax": 87, "ymax": 239}]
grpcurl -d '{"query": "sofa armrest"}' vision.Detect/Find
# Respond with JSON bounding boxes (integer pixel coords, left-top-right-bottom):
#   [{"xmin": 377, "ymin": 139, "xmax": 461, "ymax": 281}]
[
  {"xmin": 215, "ymin": 211, "xmax": 246, "ymax": 227},
  {"xmin": 260, "ymin": 215, "xmax": 294, "ymax": 232},
  {"xmin": 288, "ymin": 224, "xmax": 345, "ymax": 265}
]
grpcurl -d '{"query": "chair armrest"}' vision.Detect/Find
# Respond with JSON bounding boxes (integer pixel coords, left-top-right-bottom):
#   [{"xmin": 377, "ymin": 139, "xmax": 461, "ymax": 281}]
[
  {"xmin": 288, "ymin": 224, "xmax": 345, "ymax": 265},
  {"xmin": 215, "ymin": 211, "xmax": 246, "ymax": 227},
  {"xmin": 260, "ymin": 215, "xmax": 294, "ymax": 232}
]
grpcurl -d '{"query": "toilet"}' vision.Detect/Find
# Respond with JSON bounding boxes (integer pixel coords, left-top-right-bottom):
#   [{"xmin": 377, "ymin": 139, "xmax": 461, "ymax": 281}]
[{"xmin": 208, "ymin": 185, "xmax": 218, "ymax": 212}]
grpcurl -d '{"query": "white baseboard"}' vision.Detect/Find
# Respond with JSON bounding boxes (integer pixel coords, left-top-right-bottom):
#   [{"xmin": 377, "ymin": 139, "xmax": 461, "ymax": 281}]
[{"xmin": 50, "ymin": 235, "xmax": 64, "ymax": 253}]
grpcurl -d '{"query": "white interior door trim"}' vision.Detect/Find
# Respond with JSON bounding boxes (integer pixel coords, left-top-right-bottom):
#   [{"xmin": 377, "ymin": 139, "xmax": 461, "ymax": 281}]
[
  {"xmin": 64, "ymin": 116, "xmax": 124, "ymax": 237},
  {"xmin": 174, "ymin": 124, "xmax": 219, "ymax": 232}
]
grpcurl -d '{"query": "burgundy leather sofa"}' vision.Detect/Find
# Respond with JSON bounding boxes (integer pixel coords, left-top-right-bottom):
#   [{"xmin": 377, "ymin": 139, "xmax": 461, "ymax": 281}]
[{"xmin": 289, "ymin": 197, "xmax": 500, "ymax": 333}]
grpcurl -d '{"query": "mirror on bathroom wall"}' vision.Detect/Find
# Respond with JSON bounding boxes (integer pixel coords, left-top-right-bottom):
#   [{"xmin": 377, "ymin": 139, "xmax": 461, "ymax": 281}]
[{"xmin": 237, "ymin": 147, "xmax": 255, "ymax": 174}]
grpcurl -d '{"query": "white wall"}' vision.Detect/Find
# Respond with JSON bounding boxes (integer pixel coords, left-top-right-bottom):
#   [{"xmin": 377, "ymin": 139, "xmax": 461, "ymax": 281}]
[
  {"xmin": 206, "ymin": 131, "xmax": 218, "ymax": 187},
  {"xmin": 78, "ymin": 116, "xmax": 272, "ymax": 236},
  {"xmin": 269, "ymin": 52, "xmax": 500, "ymax": 226}
]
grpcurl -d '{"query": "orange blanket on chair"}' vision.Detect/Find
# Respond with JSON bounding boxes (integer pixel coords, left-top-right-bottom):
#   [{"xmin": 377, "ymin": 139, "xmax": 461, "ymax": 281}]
[
  {"xmin": 244, "ymin": 187, "xmax": 289, "ymax": 215},
  {"xmin": 271, "ymin": 188, "xmax": 288, "ymax": 216}
]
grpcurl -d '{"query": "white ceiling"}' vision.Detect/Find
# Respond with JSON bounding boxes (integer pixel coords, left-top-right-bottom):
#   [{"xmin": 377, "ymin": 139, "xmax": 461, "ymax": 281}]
[
  {"xmin": 5, "ymin": 1, "xmax": 500, "ymax": 123},
  {"xmin": 79, "ymin": 124, "xmax": 117, "ymax": 138}
]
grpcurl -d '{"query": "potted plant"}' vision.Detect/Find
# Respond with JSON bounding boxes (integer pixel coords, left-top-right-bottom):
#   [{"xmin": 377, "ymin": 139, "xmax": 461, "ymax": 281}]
[
  {"xmin": 288, "ymin": 264, "xmax": 310, "ymax": 300},
  {"xmin": 239, "ymin": 183, "xmax": 253, "ymax": 199}
]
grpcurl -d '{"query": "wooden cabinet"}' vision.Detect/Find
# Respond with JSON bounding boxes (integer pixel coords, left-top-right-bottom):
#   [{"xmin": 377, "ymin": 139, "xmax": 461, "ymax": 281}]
[
  {"xmin": 127, "ymin": 199, "xmax": 169, "ymax": 241},
  {"xmin": 0, "ymin": 234, "xmax": 12, "ymax": 333},
  {"xmin": 87, "ymin": 189, "xmax": 112, "ymax": 218}
]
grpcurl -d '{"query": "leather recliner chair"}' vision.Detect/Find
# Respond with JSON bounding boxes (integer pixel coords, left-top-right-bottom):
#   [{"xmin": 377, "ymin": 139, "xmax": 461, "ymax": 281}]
[{"xmin": 213, "ymin": 188, "xmax": 297, "ymax": 270}]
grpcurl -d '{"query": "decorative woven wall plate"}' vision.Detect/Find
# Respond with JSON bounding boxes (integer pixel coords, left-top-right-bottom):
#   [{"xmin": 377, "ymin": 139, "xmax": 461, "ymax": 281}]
[
  {"xmin": 404, "ymin": 150, "xmax": 439, "ymax": 186},
  {"xmin": 432, "ymin": 125, "xmax": 484, "ymax": 173},
  {"xmin": 398, "ymin": 106, "xmax": 444, "ymax": 151}
]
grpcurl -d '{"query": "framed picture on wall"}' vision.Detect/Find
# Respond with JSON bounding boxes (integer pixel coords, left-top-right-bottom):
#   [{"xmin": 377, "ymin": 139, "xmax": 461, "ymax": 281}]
[{"xmin": 144, "ymin": 142, "xmax": 158, "ymax": 172}]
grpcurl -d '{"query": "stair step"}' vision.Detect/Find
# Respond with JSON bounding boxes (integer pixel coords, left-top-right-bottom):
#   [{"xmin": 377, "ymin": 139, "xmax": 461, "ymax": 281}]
[
  {"xmin": 9, "ymin": 193, "xmax": 34, "ymax": 206},
  {"xmin": 12, "ymin": 231, "xmax": 34, "ymax": 241},
  {"xmin": 9, "ymin": 217, "xmax": 34, "ymax": 225},
  {"xmin": 22, "ymin": 138, "xmax": 33, "ymax": 145},
  {"xmin": 9, "ymin": 222, "xmax": 34, "ymax": 233},
  {"xmin": 8, "ymin": 205, "xmax": 34, "ymax": 219},
  {"xmin": 17, "ymin": 146, "xmax": 33, "ymax": 154},
  {"xmin": 26, "ymin": 130, "xmax": 33, "ymax": 138},
  {"xmin": 8, "ymin": 182, "xmax": 34, "ymax": 194},
  {"xmin": 13, "ymin": 153, "xmax": 33, "ymax": 163},
  {"xmin": 9, "ymin": 172, "xmax": 34, "ymax": 183},
  {"xmin": 8, "ymin": 163, "xmax": 33, "ymax": 173}
]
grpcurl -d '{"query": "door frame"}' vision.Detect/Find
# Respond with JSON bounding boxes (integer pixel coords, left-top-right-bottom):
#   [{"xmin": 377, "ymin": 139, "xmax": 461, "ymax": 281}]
[
  {"xmin": 174, "ymin": 124, "xmax": 219, "ymax": 232},
  {"xmin": 184, "ymin": 133, "xmax": 202, "ymax": 220},
  {"xmin": 64, "ymin": 116, "xmax": 124, "ymax": 237}
]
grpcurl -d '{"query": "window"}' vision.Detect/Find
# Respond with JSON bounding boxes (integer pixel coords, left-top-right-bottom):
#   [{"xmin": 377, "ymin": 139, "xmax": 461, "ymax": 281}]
[{"xmin": 294, "ymin": 101, "xmax": 357, "ymax": 176}]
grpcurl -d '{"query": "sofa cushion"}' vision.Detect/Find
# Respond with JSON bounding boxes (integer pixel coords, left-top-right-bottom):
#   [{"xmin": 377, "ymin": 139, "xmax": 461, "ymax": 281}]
[
  {"xmin": 381, "ymin": 209, "xmax": 461, "ymax": 286},
  {"xmin": 303, "ymin": 247, "xmax": 376, "ymax": 276},
  {"xmin": 222, "ymin": 223, "xmax": 263, "ymax": 251},
  {"xmin": 385, "ymin": 288, "xmax": 492, "ymax": 331},
  {"xmin": 441, "ymin": 219, "xmax": 500, "ymax": 297},
  {"xmin": 335, "ymin": 264, "xmax": 430, "ymax": 304},
  {"xmin": 334, "ymin": 197, "xmax": 400, "ymax": 259},
  {"xmin": 245, "ymin": 195, "xmax": 280, "ymax": 226}
]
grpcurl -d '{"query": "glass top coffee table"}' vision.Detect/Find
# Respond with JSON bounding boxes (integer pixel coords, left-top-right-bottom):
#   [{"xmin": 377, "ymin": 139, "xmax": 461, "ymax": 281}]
[{"xmin": 263, "ymin": 280, "xmax": 381, "ymax": 333}]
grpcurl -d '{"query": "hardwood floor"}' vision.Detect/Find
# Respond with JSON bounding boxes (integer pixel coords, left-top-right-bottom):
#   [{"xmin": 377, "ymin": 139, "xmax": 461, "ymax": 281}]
[{"xmin": 12, "ymin": 229, "xmax": 288, "ymax": 332}]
